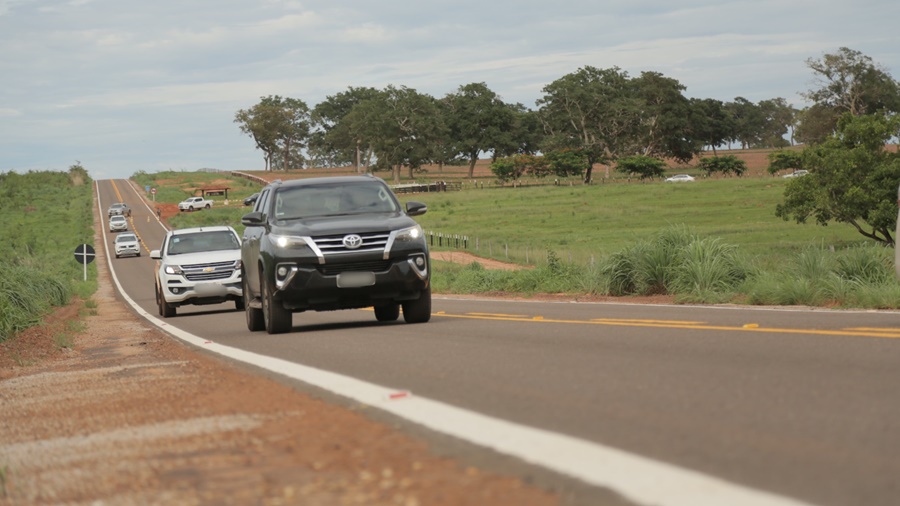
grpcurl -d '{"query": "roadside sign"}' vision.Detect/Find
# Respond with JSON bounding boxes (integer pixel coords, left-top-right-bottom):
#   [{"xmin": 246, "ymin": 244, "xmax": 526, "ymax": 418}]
[
  {"xmin": 74, "ymin": 244, "xmax": 95, "ymax": 265},
  {"xmin": 74, "ymin": 243, "xmax": 95, "ymax": 281},
  {"xmin": 151, "ymin": 188, "xmax": 157, "ymax": 194}
]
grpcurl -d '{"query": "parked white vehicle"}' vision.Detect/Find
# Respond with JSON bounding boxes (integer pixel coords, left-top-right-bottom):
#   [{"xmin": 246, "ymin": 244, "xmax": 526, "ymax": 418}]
[
  {"xmin": 178, "ymin": 196, "xmax": 213, "ymax": 211},
  {"xmin": 665, "ymin": 174, "xmax": 695, "ymax": 183},
  {"xmin": 150, "ymin": 226, "xmax": 243, "ymax": 317}
]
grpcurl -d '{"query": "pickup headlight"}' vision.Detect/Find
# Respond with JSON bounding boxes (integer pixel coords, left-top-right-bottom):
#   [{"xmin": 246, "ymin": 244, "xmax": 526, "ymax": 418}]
[{"xmin": 163, "ymin": 264, "xmax": 183, "ymax": 275}]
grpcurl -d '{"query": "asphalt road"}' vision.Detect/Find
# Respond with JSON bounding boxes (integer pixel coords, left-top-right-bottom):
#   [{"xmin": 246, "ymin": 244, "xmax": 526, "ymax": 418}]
[{"xmin": 98, "ymin": 179, "xmax": 900, "ymax": 506}]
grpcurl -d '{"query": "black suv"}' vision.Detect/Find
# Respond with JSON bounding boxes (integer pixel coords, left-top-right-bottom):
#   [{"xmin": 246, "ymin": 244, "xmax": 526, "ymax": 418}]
[{"xmin": 240, "ymin": 175, "xmax": 431, "ymax": 334}]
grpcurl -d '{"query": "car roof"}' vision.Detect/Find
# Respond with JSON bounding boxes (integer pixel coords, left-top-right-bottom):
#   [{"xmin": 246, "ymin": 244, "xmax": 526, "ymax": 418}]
[
  {"xmin": 168, "ymin": 226, "xmax": 235, "ymax": 236},
  {"xmin": 269, "ymin": 175, "xmax": 385, "ymax": 189},
  {"xmin": 116, "ymin": 233, "xmax": 136, "ymax": 239}
]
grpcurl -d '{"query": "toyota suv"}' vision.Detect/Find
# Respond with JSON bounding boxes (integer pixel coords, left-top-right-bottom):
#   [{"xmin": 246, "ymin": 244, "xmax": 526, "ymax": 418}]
[
  {"xmin": 151, "ymin": 226, "xmax": 244, "ymax": 317},
  {"xmin": 241, "ymin": 175, "xmax": 430, "ymax": 334}
]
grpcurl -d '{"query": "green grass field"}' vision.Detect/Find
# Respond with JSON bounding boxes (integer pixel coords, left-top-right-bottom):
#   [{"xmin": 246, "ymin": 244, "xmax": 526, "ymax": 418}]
[
  {"xmin": 409, "ymin": 177, "xmax": 864, "ymax": 268},
  {"xmin": 146, "ymin": 170, "xmax": 900, "ymax": 308}
]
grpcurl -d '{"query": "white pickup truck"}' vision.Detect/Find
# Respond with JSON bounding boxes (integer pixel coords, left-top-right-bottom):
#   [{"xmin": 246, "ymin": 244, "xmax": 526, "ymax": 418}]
[
  {"xmin": 178, "ymin": 196, "xmax": 214, "ymax": 211},
  {"xmin": 151, "ymin": 226, "xmax": 243, "ymax": 317}
]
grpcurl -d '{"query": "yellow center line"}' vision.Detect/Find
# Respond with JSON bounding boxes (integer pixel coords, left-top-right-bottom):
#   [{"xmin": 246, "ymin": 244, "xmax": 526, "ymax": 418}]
[
  {"xmin": 433, "ymin": 312, "xmax": 900, "ymax": 340},
  {"xmin": 591, "ymin": 318, "xmax": 705, "ymax": 325}
]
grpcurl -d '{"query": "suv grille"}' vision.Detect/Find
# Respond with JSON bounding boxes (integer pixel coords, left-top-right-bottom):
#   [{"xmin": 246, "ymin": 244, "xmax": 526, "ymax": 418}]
[
  {"xmin": 181, "ymin": 260, "xmax": 237, "ymax": 281},
  {"xmin": 319, "ymin": 260, "xmax": 392, "ymax": 276},
  {"xmin": 312, "ymin": 231, "xmax": 390, "ymax": 256}
]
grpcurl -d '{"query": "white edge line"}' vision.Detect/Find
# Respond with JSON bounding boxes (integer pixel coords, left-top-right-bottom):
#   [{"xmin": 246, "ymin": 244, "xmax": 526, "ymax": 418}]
[{"xmin": 95, "ymin": 181, "xmax": 818, "ymax": 506}]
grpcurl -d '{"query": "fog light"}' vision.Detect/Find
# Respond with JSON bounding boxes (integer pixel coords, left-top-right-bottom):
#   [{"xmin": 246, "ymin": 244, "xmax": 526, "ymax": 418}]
[
  {"xmin": 277, "ymin": 266, "xmax": 288, "ymax": 277},
  {"xmin": 415, "ymin": 256, "xmax": 425, "ymax": 267}
]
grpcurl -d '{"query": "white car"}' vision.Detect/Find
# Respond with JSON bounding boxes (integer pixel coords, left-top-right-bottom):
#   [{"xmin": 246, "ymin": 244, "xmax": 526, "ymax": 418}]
[
  {"xmin": 150, "ymin": 226, "xmax": 243, "ymax": 317},
  {"xmin": 114, "ymin": 232, "xmax": 141, "ymax": 258},
  {"xmin": 782, "ymin": 170, "xmax": 809, "ymax": 178},
  {"xmin": 109, "ymin": 215, "xmax": 128, "ymax": 232},
  {"xmin": 665, "ymin": 174, "xmax": 695, "ymax": 183}
]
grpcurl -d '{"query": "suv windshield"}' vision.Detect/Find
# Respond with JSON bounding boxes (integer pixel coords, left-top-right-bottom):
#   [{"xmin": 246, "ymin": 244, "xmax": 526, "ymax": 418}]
[
  {"xmin": 273, "ymin": 182, "xmax": 398, "ymax": 220},
  {"xmin": 167, "ymin": 231, "xmax": 240, "ymax": 255}
]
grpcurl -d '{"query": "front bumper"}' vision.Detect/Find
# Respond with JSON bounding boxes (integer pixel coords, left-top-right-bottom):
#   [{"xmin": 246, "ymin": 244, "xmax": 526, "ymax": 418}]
[
  {"xmin": 273, "ymin": 255, "xmax": 429, "ymax": 311},
  {"xmin": 115, "ymin": 245, "xmax": 140, "ymax": 257}
]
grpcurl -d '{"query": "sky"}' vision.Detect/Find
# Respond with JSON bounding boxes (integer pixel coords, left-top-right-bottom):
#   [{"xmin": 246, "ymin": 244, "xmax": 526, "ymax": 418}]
[{"xmin": 1, "ymin": 0, "xmax": 898, "ymax": 181}]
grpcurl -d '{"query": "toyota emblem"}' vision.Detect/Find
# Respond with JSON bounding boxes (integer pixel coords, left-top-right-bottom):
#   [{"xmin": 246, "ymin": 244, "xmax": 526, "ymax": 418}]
[{"xmin": 343, "ymin": 234, "xmax": 363, "ymax": 249}]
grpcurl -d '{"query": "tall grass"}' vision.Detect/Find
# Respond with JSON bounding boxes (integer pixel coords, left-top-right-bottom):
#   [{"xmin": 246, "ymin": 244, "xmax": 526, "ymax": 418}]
[{"xmin": 0, "ymin": 170, "xmax": 95, "ymax": 343}]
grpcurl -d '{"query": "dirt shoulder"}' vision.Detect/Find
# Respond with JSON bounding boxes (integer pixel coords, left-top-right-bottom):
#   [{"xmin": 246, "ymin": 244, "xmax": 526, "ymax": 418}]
[{"xmin": 0, "ymin": 217, "xmax": 569, "ymax": 506}]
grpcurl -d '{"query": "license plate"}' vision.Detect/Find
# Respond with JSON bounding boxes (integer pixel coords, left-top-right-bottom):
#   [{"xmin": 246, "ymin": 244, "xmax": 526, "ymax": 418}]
[{"xmin": 337, "ymin": 271, "xmax": 376, "ymax": 288}]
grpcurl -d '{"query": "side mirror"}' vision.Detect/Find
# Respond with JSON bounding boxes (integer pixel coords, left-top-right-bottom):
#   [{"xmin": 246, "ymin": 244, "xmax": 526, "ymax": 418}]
[
  {"xmin": 242, "ymin": 212, "xmax": 265, "ymax": 226},
  {"xmin": 406, "ymin": 201, "xmax": 427, "ymax": 216},
  {"xmin": 150, "ymin": 250, "xmax": 161, "ymax": 260}
]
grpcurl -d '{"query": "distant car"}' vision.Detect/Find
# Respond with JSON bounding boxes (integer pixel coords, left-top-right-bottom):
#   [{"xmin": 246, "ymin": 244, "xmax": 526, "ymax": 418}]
[
  {"xmin": 243, "ymin": 193, "xmax": 260, "ymax": 206},
  {"xmin": 114, "ymin": 232, "xmax": 141, "ymax": 258},
  {"xmin": 665, "ymin": 174, "xmax": 695, "ymax": 183},
  {"xmin": 782, "ymin": 170, "xmax": 809, "ymax": 178},
  {"xmin": 107, "ymin": 202, "xmax": 132, "ymax": 217},
  {"xmin": 109, "ymin": 215, "xmax": 128, "ymax": 232}
]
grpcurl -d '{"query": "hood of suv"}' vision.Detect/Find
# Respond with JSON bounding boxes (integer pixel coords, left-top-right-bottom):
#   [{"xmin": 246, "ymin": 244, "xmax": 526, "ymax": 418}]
[{"xmin": 272, "ymin": 213, "xmax": 416, "ymax": 237}]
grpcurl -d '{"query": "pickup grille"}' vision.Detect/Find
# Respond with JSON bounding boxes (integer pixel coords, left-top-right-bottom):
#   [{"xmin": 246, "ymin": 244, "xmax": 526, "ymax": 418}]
[
  {"xmin": 312, "ymin": 231, "xmax": 390, "ymax": 256},
  {"xmin": 181, "ymin": 260, "xmax": 237, "ymax": 281}
]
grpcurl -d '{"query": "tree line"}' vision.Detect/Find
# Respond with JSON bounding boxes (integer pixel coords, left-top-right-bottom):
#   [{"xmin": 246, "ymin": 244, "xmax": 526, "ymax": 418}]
[{"xmin": 234, "ymin": 48, "xmax": 897, "ymax": 184}]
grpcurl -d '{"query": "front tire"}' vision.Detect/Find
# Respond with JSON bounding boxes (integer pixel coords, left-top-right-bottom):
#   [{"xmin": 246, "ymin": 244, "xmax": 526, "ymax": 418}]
[
  {"xmin": 402, "ymin": 286, "xmax": 431, "ymax": 323},
  {"xmin": 157, "ymin": 284, "xmax": 176, "ymax": 318},
  {"xmin": 374, "ymin": 303, "xmax": 400, "ymax": 322},
  {"xmin": 244, "ymin": 273, "xmax": 264, "ymax": 331},
  {"xmin": 262, "ymin": 274, "xmax": 291, "ymax": 334}
]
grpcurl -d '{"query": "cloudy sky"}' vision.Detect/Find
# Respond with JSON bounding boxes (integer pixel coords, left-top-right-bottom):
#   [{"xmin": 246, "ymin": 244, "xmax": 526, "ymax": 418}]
[{"xmin": 1, "ymin": 0, "xmax": 897, "ymax": 181}]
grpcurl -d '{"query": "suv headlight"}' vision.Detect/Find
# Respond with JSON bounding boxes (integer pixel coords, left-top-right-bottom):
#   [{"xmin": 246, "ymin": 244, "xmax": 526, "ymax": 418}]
[
  {"xmin": 394, "ymin": 225, "xmax": 423, "ymax": 243},
  {"xmin": 269, "ymin": 234, "xmax": 311, "ymax": 249}
]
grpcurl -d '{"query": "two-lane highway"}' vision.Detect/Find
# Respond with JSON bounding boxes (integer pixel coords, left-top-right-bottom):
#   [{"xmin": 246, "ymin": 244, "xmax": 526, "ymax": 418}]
[{"xmin": 96, "ymin": 179, "xmax": 900, "ymax": 506}]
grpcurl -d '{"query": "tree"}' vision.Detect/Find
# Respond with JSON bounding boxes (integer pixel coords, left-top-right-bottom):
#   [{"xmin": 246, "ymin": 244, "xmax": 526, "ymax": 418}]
[
  {"xmin": 234, "ymin": 96, "xmax": 311, "ymax": 171},
  {"xmin": 491, "ymin": 104, "xmax": 544, "ymax": 159},
  {"xmin": 803, "ymin": 47, "xmax": 900, "ymax": 117},
  {"xmin": 442, "ymin": 83, "xmax": 516, "ymax": 178},
  {"xmin": 537, "ymin": 66, "xmax": 639, "ymax": 183},
  {"xmin": 697, "ymin": 155, "xmax": 746, "ymax": 177},
  {"xmin": 631, "ymin": 71, "xmax": 698, "ymax": 162},
  {"xmin": 615, "ymin": 155, "xmax": 666, "ymax": 181},
  {"xmin": 775, "ymin": 113, "xmax": 900, "ymax": 245},
  {"xmin": 794, "ymin": 104, "xmax": 841, "ymax": 145},
  {"xmin": 311, "ymin": 86, "xmax": 382, "ymax": 171},
  {"xmin": 766, "ymin": 150, "xmax": 804, "ymax": 176},
  {"xmin": 757, "ymin": 98, "xmax": 796, "ymax": 147},
  {"xmin": 543, "ymin": 149, "xmax": 588, "ymax": 178},
  {"xmin": 688, "ymin": 98, "xmax": 734, "ymax": 156},
  {"xmin": 490, "ymin": 154, "xmax": 547, "ymax": 184},
  {"xmin": 725, "ymin": 97, "xmax": 766, "ymax": 149},
  {"xmin": 346, "ymin": 86, "xmax": 442, "ymax": 183},
  {"xmin": 798, "ymin": 48, "xmax": 900, "ymax": 143}
]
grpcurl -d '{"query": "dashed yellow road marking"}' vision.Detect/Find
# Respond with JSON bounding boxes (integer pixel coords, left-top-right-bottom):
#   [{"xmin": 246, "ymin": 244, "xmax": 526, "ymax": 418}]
[{"xmin": 433, "ymin": 311, "xmax": 900, "ymax": 340}]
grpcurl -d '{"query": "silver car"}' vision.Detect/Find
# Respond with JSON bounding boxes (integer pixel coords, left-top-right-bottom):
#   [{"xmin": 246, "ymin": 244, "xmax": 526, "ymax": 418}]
[
  {"xmin": 109, "ymin": 215, "xmax": 128, "ymax": 232},
  {"xmin": 114, "ymin": 232, "xmax": 141, "ymax": 258}
]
